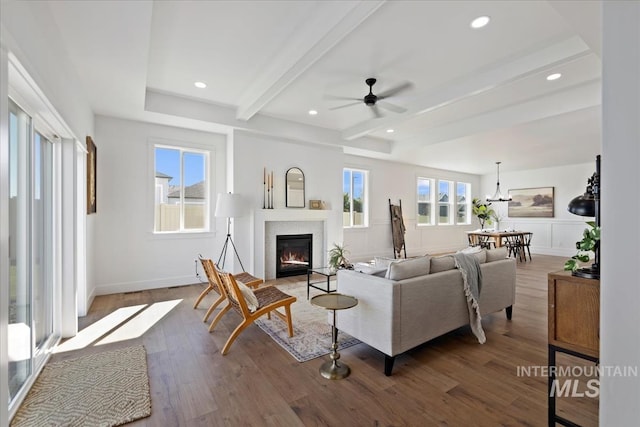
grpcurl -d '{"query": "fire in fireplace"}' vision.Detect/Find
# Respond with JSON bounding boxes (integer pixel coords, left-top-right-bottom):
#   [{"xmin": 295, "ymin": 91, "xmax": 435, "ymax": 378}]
[{"xmin": 276, "ymin": 234, "xmax": 312, "ymax": 278}]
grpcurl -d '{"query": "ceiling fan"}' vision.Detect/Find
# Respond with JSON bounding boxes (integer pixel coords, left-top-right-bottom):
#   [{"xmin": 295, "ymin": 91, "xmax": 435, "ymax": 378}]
[{"xmin": 326, "ymin": 77, "xmax": 412, "ymax": 118}]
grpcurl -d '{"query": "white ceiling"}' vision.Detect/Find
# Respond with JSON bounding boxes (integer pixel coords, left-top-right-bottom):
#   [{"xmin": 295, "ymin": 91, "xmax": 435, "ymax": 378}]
[{"xmin": 46, "ymin": 0, "xmax": 602, "ymax": 175}]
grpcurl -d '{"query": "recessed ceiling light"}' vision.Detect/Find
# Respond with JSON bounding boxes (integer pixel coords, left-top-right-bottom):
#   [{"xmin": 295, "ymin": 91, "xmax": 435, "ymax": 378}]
[
  {"xmin": 308, "ymin": 110, "xmax": 318, "ymax": 116},
  {"xmin": 386, "ymin": 129, "xmax": 395, "ymax": 133},
  {"xmin": 546, "ymin": 73, "xmax": 562, "ymax": 81},
  {"xmin": 470, "ymin": 16, "xmax": 490, "ymax": 29},
  {"xmin": 194, "ymin": 81, "xmax": 207, "ymax": 89}
]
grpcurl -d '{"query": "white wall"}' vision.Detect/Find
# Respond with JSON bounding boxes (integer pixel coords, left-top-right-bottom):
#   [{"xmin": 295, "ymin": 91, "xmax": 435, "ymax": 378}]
[
  {"xmin": 93, "ymin": 116, "xmax": 227, "ymax": 294},
  {"xmin": 480, "ymin": 162, "xmax": 597, "ymax": 257},
  {"xmin": 343, "ymin": 155, "xmax": 481, "ymax": 261},
  {"xmin": 600, "ymin": 1, "xmax": 640, "ymax": 423},
  {"xmin": 231, "ymin": 130, "xmax": 343, "ymax": 278}
]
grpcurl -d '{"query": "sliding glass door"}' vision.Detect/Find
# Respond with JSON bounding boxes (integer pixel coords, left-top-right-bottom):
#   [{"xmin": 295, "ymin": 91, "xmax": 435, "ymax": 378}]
[{"xmin": 8, "ymin": 99, "xmax": 54, "ymax": 405}]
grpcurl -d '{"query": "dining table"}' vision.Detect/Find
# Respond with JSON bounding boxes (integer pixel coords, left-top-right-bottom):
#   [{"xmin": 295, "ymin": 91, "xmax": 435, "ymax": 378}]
[{"xmin": 466, "ymin": 230, "xmax": 529, "ymax": 249}]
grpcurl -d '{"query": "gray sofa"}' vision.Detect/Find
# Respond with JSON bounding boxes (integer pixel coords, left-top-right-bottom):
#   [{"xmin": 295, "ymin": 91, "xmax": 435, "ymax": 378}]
[{"xmin": 335, "ymin": 247, "xmax": 516, "ymax": 375}]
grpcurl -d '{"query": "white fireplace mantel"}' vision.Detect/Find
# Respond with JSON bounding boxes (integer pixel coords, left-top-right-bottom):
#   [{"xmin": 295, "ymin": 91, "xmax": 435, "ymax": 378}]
[
  {"xmin": 255, "ymin": 208, "xmax": 332, "ymax": 223},
  {"xmin": 252, "ymin": 208, "xmax": 336, "ymax": 280}
]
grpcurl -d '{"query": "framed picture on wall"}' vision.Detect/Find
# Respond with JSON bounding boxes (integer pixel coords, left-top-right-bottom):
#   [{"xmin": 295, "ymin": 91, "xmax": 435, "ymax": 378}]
[
  {"xmin": 87, "ymin": 136, "xmax": 97, "ymax": 214},
  {"xmin": 508, "ymin": 187, "xmax": 554, "ymax": 217}
]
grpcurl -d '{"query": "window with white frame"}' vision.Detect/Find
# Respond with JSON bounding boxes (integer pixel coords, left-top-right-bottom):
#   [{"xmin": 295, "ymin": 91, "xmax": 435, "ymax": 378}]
[
  {"xmin": 154, "ymin": 145, "xmax": 209, "ymax": 232},
  {"xmin": 438, "ymin": 180, "xmax": 454, "ymax": 225},
  {"xmin": 456, "ymin": 182, "xmax": 471, "ymax": 224},
  {"xmin": 417, "ymin": 177, "xmax": 434, "ymax": 225},
  {"xmin": 343, "ymin": 168, "xmax": 368, "ymax": 227}
]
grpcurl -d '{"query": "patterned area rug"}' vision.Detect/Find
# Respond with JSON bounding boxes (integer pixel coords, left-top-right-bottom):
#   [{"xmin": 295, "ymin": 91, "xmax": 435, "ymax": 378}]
[
  {"xmin": 11, "ymin": 345, "xmax": 151, "ymax": 427},
  {"xmin": 255, "ymin": 282, "xmax": 361, "ymax": 362}
]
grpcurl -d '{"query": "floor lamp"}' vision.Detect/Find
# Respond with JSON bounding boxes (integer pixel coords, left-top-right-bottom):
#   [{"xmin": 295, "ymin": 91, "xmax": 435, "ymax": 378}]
[{"xmin": 215, "ymin": 193, "xmax": 246, "ymax": 271}]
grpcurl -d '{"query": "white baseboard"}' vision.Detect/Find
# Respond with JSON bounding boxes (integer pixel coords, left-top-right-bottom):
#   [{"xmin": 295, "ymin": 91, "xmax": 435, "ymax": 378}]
[{"xmin": 94, "ymin": 275, "xmax": 200, "ymax": 296}]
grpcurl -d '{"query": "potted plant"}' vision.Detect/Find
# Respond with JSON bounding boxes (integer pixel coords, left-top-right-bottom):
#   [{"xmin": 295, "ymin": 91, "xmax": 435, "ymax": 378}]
[
  {"xmin": 472, "ymin": 198, "xmax": 495, "ymax": 229},
  {"xmin": 564, "ymin": 221, "xmax": 600, "ymax": 272},
  {"xmin": 328, "ymin": 243, "xmax": 352, "ymax": 270}
]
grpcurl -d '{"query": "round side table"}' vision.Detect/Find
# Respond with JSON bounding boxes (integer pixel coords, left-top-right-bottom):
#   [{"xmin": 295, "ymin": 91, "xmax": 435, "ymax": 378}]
[{"xmin": 310, "ymin": 293, "xmax": 358, "ymax": 380}]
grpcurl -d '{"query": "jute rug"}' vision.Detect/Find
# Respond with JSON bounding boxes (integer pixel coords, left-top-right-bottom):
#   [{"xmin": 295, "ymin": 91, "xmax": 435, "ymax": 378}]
[
  {"xmin": 11, "ymin": 345, "xmax": 151, "ymax": 427},
  {"xmin": 255, "ymin": 282, "xmax": 361, "ymax": 362}
]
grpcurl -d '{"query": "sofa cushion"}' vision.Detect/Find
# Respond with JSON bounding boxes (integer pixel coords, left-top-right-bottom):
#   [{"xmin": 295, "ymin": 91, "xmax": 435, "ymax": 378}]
[
  {"xmin": 486, "ymin": 246, "xmax": 508, "ymax": 262},
  {"xmin": 385, "ymin": 256, "xmax": 431, "ymax": 280},
  {"xmin": 430, "ymin": 255, "xmax": 456, "ymax": 273}
]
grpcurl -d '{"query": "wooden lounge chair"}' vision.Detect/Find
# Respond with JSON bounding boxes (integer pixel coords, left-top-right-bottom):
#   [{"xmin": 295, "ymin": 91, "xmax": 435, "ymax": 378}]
[
  {"xmin": 210, "ymin": 271, "xmax": 296, "ymax": 354},
  {"xmin": 194, "ymin": 257, "xmax": 262, "ymax": 323}
]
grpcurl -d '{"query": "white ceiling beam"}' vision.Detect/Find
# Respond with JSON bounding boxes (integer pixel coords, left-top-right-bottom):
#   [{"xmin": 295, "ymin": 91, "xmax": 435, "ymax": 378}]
[
  {"xmin": 392, "ymin": 79, "xmax": 601, "ymax": 152},
  {"xmin": 146, "ymin": 89, "xmax": 392, "ymax": 154},
  {"xmin": 341, "ymin": 36, "xmax": 593, "ymax": 141},
  {"xmin": 235, "ymin": 0, "xmax": 386, "ymax": 121},
  {"xmin": 549, "ymin": 0, "xmax": 602, "ymax": 58}
]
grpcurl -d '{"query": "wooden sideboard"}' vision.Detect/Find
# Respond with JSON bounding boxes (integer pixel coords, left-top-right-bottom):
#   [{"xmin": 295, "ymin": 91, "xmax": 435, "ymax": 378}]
[{"xmin": 547, "ymin": 270, "xmax": 600, "ymax": 426}]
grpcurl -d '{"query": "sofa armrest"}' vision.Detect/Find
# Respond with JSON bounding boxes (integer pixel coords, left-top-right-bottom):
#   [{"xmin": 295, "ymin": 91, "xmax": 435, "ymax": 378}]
[{"xmin": 335, "ymin": 270, "xmax": 401, "ymax": 356}]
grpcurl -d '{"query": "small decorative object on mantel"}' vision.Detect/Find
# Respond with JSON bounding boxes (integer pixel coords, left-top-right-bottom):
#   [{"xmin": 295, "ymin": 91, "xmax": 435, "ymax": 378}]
[
  {"xmin": 309, "ymin": 199, "xmax": 324, "ymax": 210},
  {"xmin": 263, "ymin": 167, "xmax": 274, "ymax": 209}
]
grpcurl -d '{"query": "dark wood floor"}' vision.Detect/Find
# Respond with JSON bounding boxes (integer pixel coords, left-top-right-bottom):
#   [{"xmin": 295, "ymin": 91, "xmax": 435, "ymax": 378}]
[{"xmin": 51, "ymin": 255, "xmax": 597, "ymax": 426}]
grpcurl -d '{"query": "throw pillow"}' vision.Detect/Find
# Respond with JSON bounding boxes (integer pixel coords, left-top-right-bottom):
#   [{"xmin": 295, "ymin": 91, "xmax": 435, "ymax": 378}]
[
  {"xmin": 354, "ymin": 262, "xmax": 387, "ymax": 277},
  {"xmin": 374, "ymin": 256, "xmax": 399, "ymax": 268},
  {"xmin": 486, "ymin": 246, "xmax": 508, "ymax": 262},
  {"xmin": 457, "ymin": 246, "xmax": 487, "ymax": 264},
  {"xmin": 385, "ymin": 256, "xmax": 431, "ymax": 280},
  {"xmin": 430, "ymin": 255, "xmax": 456, "ymax": 273},
  {"xmin": 459, "ymin": 245, "xmax": 483, "ymax": 254},
  {"xmin": 236, "ymin": 281, "xmax": 259, "ymax": 312}
]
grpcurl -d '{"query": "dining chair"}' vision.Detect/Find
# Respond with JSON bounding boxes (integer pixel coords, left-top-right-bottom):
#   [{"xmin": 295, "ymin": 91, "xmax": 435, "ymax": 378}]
[
  {"xmin": 504, "ymin": 234, "xmax": 524, "ymax": 261},
  {"xmin": 521, "ymin": 232, "xmax": 533, "ymax": 261},
  {"xmin": 210, "ymin": 271, "xmax": 296, "ymax": 354}
]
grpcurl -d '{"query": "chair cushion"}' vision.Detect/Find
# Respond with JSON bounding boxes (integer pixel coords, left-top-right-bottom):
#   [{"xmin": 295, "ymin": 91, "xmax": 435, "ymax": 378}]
[
  {"xmin": 237, "ymin": 281, "xmax": 259, "ymax": 312},
  {"xmin": 385, "ymin": 256, "xmax": 431, "ymax": 280}
]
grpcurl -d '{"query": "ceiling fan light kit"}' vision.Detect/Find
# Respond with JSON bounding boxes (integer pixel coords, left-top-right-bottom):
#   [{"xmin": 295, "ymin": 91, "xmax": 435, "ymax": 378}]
[{"xmin": 486, "ymin": 161, "xmax": 512, "ymax": 202}]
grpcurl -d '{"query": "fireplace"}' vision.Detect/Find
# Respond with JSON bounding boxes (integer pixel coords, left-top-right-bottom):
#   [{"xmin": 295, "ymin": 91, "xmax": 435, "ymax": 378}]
[{"xmin": 276, "ymin": 234, "xmax": 312, "ymax": 278}]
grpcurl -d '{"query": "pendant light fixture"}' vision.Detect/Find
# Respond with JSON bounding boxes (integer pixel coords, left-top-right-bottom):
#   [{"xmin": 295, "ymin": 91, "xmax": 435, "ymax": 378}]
[{"xmin": 486, "ymin": 161, "xmax": 512, "ymax": 202}]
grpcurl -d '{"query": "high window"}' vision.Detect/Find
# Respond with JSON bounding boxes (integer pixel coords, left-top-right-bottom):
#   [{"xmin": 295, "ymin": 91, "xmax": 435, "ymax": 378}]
[
  {"xmin": 343, "ymin": 168, "xmax": 368, "ymax": 227},
  {"xmin": 456, "ymin": 182, "xmax": 471, "ymax": 224},
  {"xmin": 417, "ymin": 177, "xmax": 434, "ymax": 225},
  {"xmin": 154, "ymin": 145, "xmax": 209, "ymax": 232},
  {"xmin": 438, "ymin": 180, "xmax": 454, "ymax": 224}
]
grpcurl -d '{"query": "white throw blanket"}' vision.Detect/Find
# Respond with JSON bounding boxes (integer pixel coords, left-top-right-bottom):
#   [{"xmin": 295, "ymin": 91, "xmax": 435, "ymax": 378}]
[{"xmin": 453, "ymin": 253, "xmax": 486, "ymax": 344}]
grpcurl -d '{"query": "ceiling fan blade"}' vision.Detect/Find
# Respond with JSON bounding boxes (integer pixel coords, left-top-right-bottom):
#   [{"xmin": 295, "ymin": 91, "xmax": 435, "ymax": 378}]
[
  {"xmin": 324, "ymin": 94, "xmax": 362, "ymax": 101},
  {"xmin": 377, "ymin": 81, "xmax": 413, "ymax": 99},
  {"xmin": 370, "ymin": 104, "xmax": 383, "ymax": 118},
  {"xmin": 378, "ymin": 101, "xmax": 407, "ymax": 114},
  {"xmin": 329, "ymin": 102, "xmax": 362, "ymax": 111}
]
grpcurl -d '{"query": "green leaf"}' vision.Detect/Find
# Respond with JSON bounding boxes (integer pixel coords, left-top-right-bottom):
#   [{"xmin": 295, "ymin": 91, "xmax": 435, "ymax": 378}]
[
  {"xmin": 564, "ymin": 259, "xmax": 578, "ymax": 271},
  {"xmin": 575, "ymin": 253, "xmax": 591, "ymax": 263}
]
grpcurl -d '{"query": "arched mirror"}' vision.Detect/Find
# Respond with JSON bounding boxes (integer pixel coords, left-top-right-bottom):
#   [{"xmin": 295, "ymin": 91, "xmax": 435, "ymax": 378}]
[{"xmin": 285, "ymin": 167, "xmax": 305, "ymax": 208}]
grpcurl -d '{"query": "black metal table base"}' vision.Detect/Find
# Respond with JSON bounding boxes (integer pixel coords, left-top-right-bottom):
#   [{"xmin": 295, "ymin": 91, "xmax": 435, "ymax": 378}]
[{"xmin": 548, "ymin": 344, "xmax": 599, "ymax": 427}]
